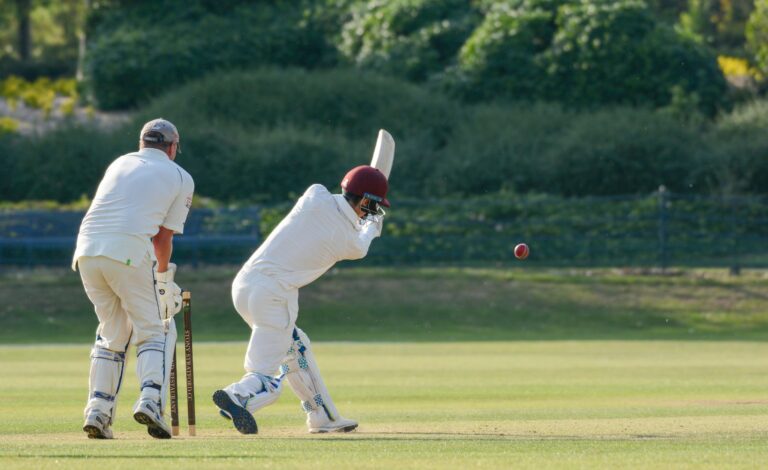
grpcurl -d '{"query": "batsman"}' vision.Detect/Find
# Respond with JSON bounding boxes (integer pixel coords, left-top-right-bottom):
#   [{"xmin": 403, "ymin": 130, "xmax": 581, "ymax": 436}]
[
  {"xmin": 214, "ymin": 130, "xmax": 395, "ymax": 434},
  {"xmin": 73, "ymin": 119, "xmax": 194, "ymax": 439}
]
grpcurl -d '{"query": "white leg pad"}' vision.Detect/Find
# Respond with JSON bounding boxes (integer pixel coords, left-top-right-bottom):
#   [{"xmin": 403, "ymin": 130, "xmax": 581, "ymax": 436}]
[
  {"xmin": 86, "ymin": 346, "xmax": 126, "ymax": 425},
  {"xmin": 224, "ymin": 372, "xmax": 284, "ymax": 414},
  {"xmin": 280, "ymin": 328, "xmax": 340, "ymax": 421},
  {"xmin": 136, "ymin": 342, "xmax": 163, "ymax": 402}
]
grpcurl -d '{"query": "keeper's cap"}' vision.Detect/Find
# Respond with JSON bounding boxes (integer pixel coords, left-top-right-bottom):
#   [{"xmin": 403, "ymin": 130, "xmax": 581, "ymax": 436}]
[{"xmin": 140, "ymin": 118, "xmax": 180, "ymax": 149}]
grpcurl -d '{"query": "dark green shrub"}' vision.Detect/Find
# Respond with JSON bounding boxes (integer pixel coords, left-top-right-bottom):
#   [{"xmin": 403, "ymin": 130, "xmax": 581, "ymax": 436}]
[
  {"xmin": 431, "ymin": 102, "xmax": 573, "ymax": 195},
  {"xmin": 450, "ymin": 0, "xmax": 562, "ymax": 101},
  {"xmin": 546, "ymin": 0, "xmax": 727, "ymax": 115},
  {"xmin": 747, "ymin": 0, "xmax": 768, "ymax": 74},
  {"xmin": 702, "ymin": 99, "xmax": 768, "ymax": 194},
  {"xmin": 339, "ymin": 0, "xmax": 480, "ymax": 81},
  {"xmin": 3, "ymin": 68, "xmax": 761, "ymax": 203},
  {"xmin": 86, "ymin": 1, "xmax": 340, "ymax": 109},
  {"xmin": 9, "ymin": 125, "xmax": 128, "ymax": 201},
  {"xmin": 543, "ymin": 107, "xmax": 704, "ymax": 196}
]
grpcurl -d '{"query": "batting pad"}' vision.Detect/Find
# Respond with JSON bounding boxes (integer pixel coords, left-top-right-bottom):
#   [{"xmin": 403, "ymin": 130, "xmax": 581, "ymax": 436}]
[
  {"xmin": 224, "ymin": 372, "xmax": 284, "ymax": 414},
  {"xmin": 136, "ymin": 321, "xmax": 175, "ymax": 414},
  {"xmin": 280, "ymin": 328, "xmax": 340, "ymax": 421},
  {"xmin": 87, "ymin": 346, "xmax": 126, "ymax": 424}
]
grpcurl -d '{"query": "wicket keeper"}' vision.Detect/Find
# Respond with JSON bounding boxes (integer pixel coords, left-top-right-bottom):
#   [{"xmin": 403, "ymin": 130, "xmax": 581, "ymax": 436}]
[{"xmin": 73, "ymin": 119, "xmax": 194, "ymax": 439}]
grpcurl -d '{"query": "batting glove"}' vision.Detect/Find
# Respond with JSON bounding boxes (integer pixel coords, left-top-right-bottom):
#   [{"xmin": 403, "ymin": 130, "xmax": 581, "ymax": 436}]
[{"xmin": 156, "ymin": 263, "xmax": 182, "ymax": 320}]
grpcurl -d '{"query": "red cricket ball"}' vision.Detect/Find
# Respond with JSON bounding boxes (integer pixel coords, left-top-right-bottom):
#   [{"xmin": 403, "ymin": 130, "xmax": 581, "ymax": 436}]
[{"xmin": 514, "ymin": 243, "xmax": 529, "ymax": 260}]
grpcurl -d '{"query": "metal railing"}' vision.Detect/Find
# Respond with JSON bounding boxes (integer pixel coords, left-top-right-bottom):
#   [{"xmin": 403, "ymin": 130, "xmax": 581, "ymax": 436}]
[{"xmin": 3, "ymin": 189, "xmax": 768, "ymax": 269}]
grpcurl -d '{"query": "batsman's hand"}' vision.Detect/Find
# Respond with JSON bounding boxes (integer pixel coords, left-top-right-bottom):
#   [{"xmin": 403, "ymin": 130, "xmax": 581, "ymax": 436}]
[{"xmin": 156, "ymin": 263, "xmax": 182, "ymax": 320}]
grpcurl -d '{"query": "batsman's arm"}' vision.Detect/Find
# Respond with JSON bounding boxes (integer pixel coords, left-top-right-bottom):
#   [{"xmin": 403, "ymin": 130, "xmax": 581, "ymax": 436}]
[
  {"xmin": 153, "ymin": 226, "xmax": 174, "ymax": 273},
  {"xmin": 157, "ymin": 170, "xmax": 194, "ymax": 273},
  {"xmin": 347, "ymin": 217, "xmax": 383, "ymax": 260}
]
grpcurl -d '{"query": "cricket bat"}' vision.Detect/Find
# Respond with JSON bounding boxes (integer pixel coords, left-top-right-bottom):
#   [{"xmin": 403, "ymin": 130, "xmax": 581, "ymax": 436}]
[{"xmin": 370, "ymin": 129, "xmax": 395, "ymax": 179}]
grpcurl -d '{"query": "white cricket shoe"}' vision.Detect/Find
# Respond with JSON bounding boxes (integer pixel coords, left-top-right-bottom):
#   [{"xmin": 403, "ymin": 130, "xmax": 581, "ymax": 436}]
[
  {"xmin": 133, "ymin": 399, "xmax": 172, "ymax": 439},
  {"xmin": 83, "ymin": 410, "xmax": 113, "ymax": 439},
  {"xmin": 307, "ymin": 410, "xmax": 358, "ymax": 433}
]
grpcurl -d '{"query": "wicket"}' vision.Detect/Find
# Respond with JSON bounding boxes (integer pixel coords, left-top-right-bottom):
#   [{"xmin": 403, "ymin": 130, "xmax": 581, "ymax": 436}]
[{"xmin": 170, "ymin": 291, "xmax": 196, "ymax": 436}]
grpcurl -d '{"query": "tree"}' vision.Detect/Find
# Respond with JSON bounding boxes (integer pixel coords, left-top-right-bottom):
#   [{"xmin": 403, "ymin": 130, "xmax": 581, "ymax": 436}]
[
  {"xmin": 16, "ymin": 0, "xmax": 31, "ymax": 61},
  {"xmin": 338, "ymin": 0, "xmax": 480, "ymax": 82},
  {"xmin": 747, "ymin": 0, "xmax": 768, "ymax": 74},
  {"xmin": 679, "ymin": 0, "xmax": 755, "ymax": 53}
]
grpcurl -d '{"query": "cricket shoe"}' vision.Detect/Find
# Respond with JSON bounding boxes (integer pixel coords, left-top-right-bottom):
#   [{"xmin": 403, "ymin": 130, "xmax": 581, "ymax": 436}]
[
  {"xmin": 307, "ymin": 410, "xmax": 358, "ymax": 434},
  {"xmin": 83, "ymin": 410, "xmax": 114, "ymax": 439},
  {"xmin": 212, "ymin": 389, "xmax": 258, "ymax": 434},
  {"xmin": 133, "ymin": 399, "xmax": 172, "ymax": 439}
]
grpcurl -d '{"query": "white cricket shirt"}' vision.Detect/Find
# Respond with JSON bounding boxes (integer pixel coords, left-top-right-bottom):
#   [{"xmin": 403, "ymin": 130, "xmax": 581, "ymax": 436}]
[
  {"xmin": 237, "ymin": 184, "xmax": 382, "ymax": 290},
  {"xmin": 72, "ymin": 148, "xmax": 194, "ymax": 270}
]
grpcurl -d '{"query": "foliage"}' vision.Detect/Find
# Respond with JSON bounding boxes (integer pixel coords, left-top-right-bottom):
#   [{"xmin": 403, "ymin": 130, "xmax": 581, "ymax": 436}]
[
  {"xmin": 747, "ymin": 0, "xmax": 768, "ymax": 75},
  {"xmin": 80, "ymin": 0, "xmax": 733, "ymax": 115},
  {"xmin": 718, "ymin": 55, "xmax": 764, "ymax": 80},
  {"xmin": 450, "ymin": 0, "xmax": 560, "ymax": 102},
  {"xmin": 4, "ymin": 69, "xmax": 768, "ymax": 203},
  {"xmin": 338, "ymin": 0, "xmax": 480, "ymax": 81},
  {"xmin": 701, "ymin": 99, "xmax": 768, "ymax": 194},
  {"xmin": 1, "ymin": 124, "xmax": 122, "ymax": 202},
  {"xmin": 0, "ymin": 117, "xmax": 19, "ymax": 134},
  {"xmin": 0, "ymin": 0, "xmax": 84, "ymax": 78},
  {"xmin": 546, "ymin": 0, "xmax": 726, "ymax": 115},
  {"xmin": 0, "ymin": 75, "xmax": 77, "ymax": 117},
  {"xmin": 678, "ymin": 0, "xmax": 755, "ymax": 53},
  {"xmin": 429, "ymin": 102, "xmax": 574, "ymax": 195},
  {"xmin": 85, "ymin": 0, "xmax": 343, "ymax": 109},
  {"xmin": 543, "ymin": 107, "xmax": 705, "ymax": 196},
  {"xmin": 445, "ymin": 0, "xmax": 727, "ymax": 115}
]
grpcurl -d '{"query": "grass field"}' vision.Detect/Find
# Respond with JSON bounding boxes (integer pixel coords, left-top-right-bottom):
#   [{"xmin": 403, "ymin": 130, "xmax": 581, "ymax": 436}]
[
  {"xmin": 3, "ymin": 266, "xmax": 768, "ymax": 343},
  {"xmin": 1, "ymin": 341, "xmax": 768, "ymax": 469},
  {"xmin": 1, "ymin": 267, "xmax": 768, "ymax": 468}
]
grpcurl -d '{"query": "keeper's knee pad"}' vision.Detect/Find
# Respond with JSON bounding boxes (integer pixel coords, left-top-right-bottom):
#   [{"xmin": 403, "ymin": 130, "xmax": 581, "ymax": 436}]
[
  {"xmin": 136, "ymin": 321, "xmax": 177, "ymax": 413},
  {"xmin": 87, "ymin": 346, "xmax": 126, "ymax": 423}
]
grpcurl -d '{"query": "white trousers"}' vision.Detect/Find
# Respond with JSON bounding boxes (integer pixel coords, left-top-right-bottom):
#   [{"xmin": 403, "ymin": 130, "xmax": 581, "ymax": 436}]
[
  {"xmin": 78, "ymin": 255, "xmax": 165, "ymax": 350},
  {"xmin": 232, "ymin": 274, "xmax": 298, "ymax": 376}
]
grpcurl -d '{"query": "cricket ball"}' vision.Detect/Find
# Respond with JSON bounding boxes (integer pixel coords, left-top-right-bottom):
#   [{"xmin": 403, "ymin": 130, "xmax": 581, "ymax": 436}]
[{"xmin": 514, "ymin": 243, "xmax": 529, "ymax": 260}]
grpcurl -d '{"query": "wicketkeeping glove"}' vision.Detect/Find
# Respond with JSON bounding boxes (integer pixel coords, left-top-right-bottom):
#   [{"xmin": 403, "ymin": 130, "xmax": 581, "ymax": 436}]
[{"xmin": 156, "ymin": 263, "xmax": 182, "ymax": 320}]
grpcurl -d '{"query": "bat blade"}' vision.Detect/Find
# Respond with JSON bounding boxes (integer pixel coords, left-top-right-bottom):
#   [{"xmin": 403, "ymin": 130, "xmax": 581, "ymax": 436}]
[{"xmin": 370, "ymin": 129, "xmax": 395, "ymax": 179}]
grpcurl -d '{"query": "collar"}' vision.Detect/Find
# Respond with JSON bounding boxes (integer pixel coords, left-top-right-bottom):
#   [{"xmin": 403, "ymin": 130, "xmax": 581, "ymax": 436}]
[
  {"xmin": 333, "ymin": 194, "xmax": 363, "ymax": 231},
  {"xmin": 135, "ymin": 148, "xmax": 170, "ymax": 161}
]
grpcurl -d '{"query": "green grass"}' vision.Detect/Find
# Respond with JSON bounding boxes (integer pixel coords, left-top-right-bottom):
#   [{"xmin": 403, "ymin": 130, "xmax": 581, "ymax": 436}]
[
  {"xmin": 2, "ymin": 266, "xmax": 768, "ymax": 343},
  {"xmin": 2, "ymin": 267, "xmax": 768, "ymax": 468},
  {"xmin": 1, "ymin": 341, "xmax": 768, "ymax": 469}
]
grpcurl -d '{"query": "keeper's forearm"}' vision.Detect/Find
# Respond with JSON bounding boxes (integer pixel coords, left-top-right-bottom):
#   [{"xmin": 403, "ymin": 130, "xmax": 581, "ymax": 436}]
[{"xmin": 153, "ymin": 227, "xmax": 174, "ymax": 272}]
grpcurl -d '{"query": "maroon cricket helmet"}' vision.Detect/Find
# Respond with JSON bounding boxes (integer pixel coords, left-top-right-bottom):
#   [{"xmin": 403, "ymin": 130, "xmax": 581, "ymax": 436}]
[{"xmin": 340, "ymin": 165, "xmax": 390, "ymax": 207}]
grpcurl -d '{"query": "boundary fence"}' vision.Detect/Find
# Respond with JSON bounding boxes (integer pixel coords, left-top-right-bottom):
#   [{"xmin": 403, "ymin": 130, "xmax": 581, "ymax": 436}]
[{"xmin": 2, "ymin": 190, "xmax": 768, "ymax": 269}]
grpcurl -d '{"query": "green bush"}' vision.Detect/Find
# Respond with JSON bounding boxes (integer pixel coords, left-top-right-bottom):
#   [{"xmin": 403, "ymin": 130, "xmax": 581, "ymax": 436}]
[
  {"xmin": 85, "ymin": 1, "xmax": 341, "ymax": 109},
  {"xmin": 542, "ymin": 107, "xmax": 705, "ymax": 196},
  {"xmin": 747, "ymin": 0, "xmax": 768, "ymax": 74},
  {"xmin": 444, "ymin": 0, "xmax": 727, "ymax": 114},
  {"xmin": 130, "ymin": 68, "xmax": 461, "ymax": 199},
  {"xmin": 430, "ymin": 102, "xmax": 574, "ymax": 195},
  {"xmin": 450, "ymin": 0, "xmax": 562, "ymax": 102},
  {"xmin": 701, "ymin": 99, "xmax": 768, "ymax": 194},
  {"xmin": 546, "ymin": 0, "xmax": 727, "ymax": 115},
  {"xmin": 3, "ymin": 68, "xmax": 764, "ymax": 203},
  {"xmin": 84, "ymin": 0, "xmax": 729, "ymax": 114},
  {"xmin": 7, "ymin": 125, "xmax": 126, "ymax": 202},
  {"xmin": 338, "ymin": 0, "xmax": 480, "ymax": 81}
]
